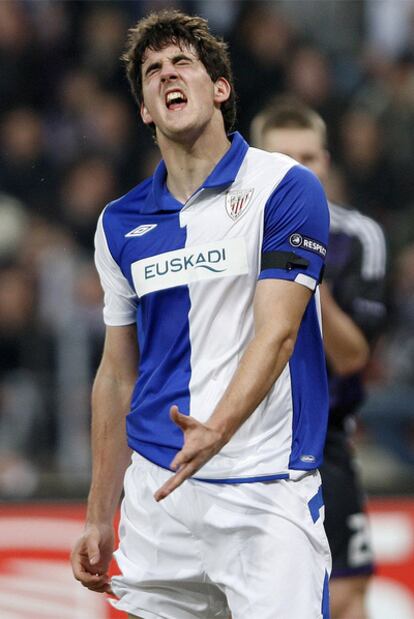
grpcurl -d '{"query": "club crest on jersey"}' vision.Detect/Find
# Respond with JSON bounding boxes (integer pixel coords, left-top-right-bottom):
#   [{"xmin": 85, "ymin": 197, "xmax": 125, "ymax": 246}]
[
  {"xmin": 125, "ymin": 224, "xmax": 157, "ymax": 238},
  {"xmin": 225, "ymin": 189, "xmax": 254, "ymax": 221}
]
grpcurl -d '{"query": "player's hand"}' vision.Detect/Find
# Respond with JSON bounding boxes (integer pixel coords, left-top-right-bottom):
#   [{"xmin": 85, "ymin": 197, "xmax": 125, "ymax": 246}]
[
  {"xmin": 154, "ymin": 405, "xmax": 226, "ymax": 502},
  {"xmin": 71, "ymin": 522, "xmax": 114, "ymax": 594}
]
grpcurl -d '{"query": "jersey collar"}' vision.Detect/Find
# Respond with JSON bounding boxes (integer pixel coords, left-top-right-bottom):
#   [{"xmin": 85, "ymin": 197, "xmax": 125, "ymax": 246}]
[{"xmin": 144, "ymin": 132, "xmax": 249, "ymax": 213}]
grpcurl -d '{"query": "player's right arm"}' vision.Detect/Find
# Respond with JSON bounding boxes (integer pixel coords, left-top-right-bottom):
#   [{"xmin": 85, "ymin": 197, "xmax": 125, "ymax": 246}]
[
  {"xmin": 71, "ymin": 324, "xmax": 138, "ymax": 593},
  {"xmin": 71, "ymin": 210, "xmax": 139, "ymax": 592}
]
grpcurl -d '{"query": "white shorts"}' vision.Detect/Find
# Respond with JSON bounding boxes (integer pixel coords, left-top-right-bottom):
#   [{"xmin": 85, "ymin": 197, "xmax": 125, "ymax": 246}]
[{"xmin": 111, "ymin": 453, "xmax": 331, "ymax": 619}]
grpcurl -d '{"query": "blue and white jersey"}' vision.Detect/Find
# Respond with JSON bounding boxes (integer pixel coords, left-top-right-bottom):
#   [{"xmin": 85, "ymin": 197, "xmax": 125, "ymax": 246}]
[{"xmin": 95, "ymin": 132, "xmax": 330, "ymax": 482}]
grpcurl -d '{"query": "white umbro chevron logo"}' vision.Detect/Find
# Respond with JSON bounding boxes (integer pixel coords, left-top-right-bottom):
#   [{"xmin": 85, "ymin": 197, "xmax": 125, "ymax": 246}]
[{"xmin": 125, "ymin": 224, "xmax": 157, "ymax": 237}]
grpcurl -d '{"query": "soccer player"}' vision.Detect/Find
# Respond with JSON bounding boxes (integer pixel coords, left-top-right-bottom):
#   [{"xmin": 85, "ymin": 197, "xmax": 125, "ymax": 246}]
[
  {"xmin": 251, "ymin": 96, "xmax": 387, "ymax": 619},
  {"xmin": 71, "ymin": 11, "xmax": 331, "ymax": 619}
]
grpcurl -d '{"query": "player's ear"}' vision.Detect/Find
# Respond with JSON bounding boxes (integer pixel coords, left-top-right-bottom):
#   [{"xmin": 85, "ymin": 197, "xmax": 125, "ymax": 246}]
[
  {"xmin": 140, "ymin": 101, "xmax": 153, "ymax": 126},
  {"xmin": 213, "ymin": 78, "xmax": 231, "ymax": 104}
]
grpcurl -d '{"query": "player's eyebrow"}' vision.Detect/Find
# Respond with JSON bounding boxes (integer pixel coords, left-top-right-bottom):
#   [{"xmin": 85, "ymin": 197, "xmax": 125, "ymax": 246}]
[
  {"xmin": 143, "ymin": 61, "xmax": 162, "ymax": 77},
  {"xmin": 143, "ymin": 52, "xmax": 195, "ymax": 77},
  {"xmin": 171, "ymin": 53, "xmax": 194, "ymax": 63}
]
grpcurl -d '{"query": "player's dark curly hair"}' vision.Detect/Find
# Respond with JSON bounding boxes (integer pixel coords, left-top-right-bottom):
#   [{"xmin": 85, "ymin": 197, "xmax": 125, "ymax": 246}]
[{"xmin": 122, "ymin": 10, "xmax": 236, "ymax": 134}]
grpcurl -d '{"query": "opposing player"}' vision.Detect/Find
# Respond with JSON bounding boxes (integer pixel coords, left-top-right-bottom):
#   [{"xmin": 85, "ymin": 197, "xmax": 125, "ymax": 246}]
[
  {"xmin": 71, "ymin": 12, "xmax": 331, "ymax": 618},
  {"xmin": 252, "ymin": 96, "xmax": 387, "ymax": 619}
]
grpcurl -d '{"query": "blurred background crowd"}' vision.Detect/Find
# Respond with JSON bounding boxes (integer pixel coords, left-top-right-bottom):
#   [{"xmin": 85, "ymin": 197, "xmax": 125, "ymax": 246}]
[{"xmin": 0, "ymin": 0, "xmax": 413, "ymax": 499}]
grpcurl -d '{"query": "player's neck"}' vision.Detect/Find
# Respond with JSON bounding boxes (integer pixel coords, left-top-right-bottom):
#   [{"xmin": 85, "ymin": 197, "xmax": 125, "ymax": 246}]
[{"xmin": 158, "ymin": 124, "xmax": 231, "ymax": 204}]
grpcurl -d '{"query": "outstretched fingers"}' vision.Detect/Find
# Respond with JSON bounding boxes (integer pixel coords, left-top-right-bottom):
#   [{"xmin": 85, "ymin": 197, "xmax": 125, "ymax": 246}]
[
  {"xmin": 153, "ymin": 403, "xmax": 225, "ymax": 501},
  {"xmin": 154, "ymin": 461, "xmax": 198, "ymax": 502}
]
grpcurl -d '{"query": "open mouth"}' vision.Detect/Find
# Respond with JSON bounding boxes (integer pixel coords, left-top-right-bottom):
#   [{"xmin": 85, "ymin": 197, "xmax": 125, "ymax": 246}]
[{"xmin": 165, "ymin": 90, "xmax": 188, "ymax": 110}]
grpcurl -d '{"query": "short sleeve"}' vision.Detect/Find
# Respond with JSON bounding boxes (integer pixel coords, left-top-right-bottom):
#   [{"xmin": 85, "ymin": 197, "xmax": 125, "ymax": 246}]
[
  {"xmin": 95, "ymin": 211, "xmax": 138, "ymax": 326},
  {"xmin": 259, "ymin": 165, "xmax": 329, "ymax": 291}
]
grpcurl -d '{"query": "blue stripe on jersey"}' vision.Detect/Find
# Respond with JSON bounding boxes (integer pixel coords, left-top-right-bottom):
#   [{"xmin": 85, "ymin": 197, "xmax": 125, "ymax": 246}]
[
  {"xmin": 118, "ymin": 205, "xmax": 192, "ymax": 468},
  {"xmin": 288, "ymin": 297, "xmax": 329, "ymax": 470},
  {"xmin": 322, "ymin": 570, "xmax": 330, "ymax": 618},
  {"xmin": 308, "ymin": 485, "xmax": 324, "ymax": 523},
  {"xmin": 259, "ymin": 165, "xmax": 329, "ymax": 284}
]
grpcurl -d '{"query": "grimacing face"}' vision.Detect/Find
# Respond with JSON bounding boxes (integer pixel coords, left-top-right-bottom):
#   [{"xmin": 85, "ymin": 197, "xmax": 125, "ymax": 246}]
[
  {"xmin": 140, "ymin": 42, "xmax": 230, "ymax": 144},
  {"xmin": 260, "ymin": 127, "xmax": 329, "ymax": 184}
]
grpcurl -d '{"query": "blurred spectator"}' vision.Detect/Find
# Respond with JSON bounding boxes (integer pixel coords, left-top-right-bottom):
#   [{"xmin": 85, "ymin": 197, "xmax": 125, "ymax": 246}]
[
  {"xmin": 45, "ymin": 68, "xmax": 103, "ymax": 165},
  {"xmin": 286, "ymin": 45, "xmax": 345, "ymax": 155},
  {"xmin": 338, "ymin": 109, "xmax": 396, "ymax": 224},
  {"xmin": 352, "ymin": 52, "xmax": 414, "ymax": 220},
  {"xmin": 79, "ymin": 5, "xmax": 129, "ymax": 93},
  {"xmin": 59, "ymin": 156, "xmax": 118, "ymax": 252},
  {"xmin": 279, "ymin": 0, "xmax": 364, "ymax": 56},
  {"xmin": 84, "ymin": 92, "xmax": 153, "ymax": 187},
  {"xmin": 19, "ymin": 216, "xmax": 75, "ymax": 284},
  {"xmin": 364, "ymin": 0, "xmax": 414, "ymax": 60},
  {"xmin": 323, "ymin": 164, "xmax": 351, "ymax": 207},
  {"xmin": 287, "ymin": 45, "xmax": 333, "ymax": 108},
  {"xmin": 0, "ymin": 193, "xmax": 28, "ymax": 260},
  {"xmin": 380, "ymin": 53, "xmax": 414, "ymax": 217},
  {"xmin": 49, "ymin": 254, "xmax": 104, "ymax": 480},
  {"xmin": 0, "ymin": 264, "xmax": 43, "ymax": 497},
  {"xmin": 229, "ymin": 2, "xmax": 294, "ymax": 132},
  {"xmin": 27, "ymin": 0, "xmax": 76, "ymax": 103},
  {"xmin": 0, "ymin": 108, "xmax": 58, "ymax": 216},
  {"xmin": 0, "ymin": 1, "xmax": 43, "ymax": 113},
  {"xmin": 193, "ymin": 0, "xmax": 239, "ymax": 35},
  {"xmin": 360, "ymin": 244, "xmax": 414, "ymax": 467}
]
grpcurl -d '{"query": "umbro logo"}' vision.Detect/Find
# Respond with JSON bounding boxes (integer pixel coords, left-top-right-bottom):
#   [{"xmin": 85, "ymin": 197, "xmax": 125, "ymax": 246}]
[{"xmin": 125, "ymin": 224, "xmax": 157, "ymax": 237}]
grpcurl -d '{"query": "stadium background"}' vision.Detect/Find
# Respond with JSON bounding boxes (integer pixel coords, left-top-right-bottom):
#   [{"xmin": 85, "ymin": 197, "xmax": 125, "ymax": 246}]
[{"xmin": 0, "ymin": 1, "xmax": 413, "ymax": 617}]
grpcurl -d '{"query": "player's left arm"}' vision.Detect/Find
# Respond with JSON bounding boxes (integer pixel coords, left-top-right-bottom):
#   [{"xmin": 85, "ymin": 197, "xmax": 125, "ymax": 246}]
[{"xmin": 154, "ymin": 278, "xmax": 312, "ymax": 501}]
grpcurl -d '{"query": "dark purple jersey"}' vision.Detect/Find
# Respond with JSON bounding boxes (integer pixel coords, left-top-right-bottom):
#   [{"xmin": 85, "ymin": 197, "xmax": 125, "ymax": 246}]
[{"xmin": 325, "ymin": 203, "xmax": 387, "ymax": 424}]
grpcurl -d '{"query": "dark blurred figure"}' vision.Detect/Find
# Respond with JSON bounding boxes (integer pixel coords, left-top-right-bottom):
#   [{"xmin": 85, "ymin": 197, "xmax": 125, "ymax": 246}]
[
  {"xmin": 338, "ymin": 109, "xmax": 396, "ymax": 225},
  {"xmin": 79, "ymin": 5, "xmax": 129, "ymax": 93},
  {"xmin": 380, "ymin": 53, "xmax": 414, "ymax": 215},
  {"xmin": 0, "ymin": 1, "xmax": 43, "ymax": 113},
  {"xmin": 0, "ymin": 108, "xmax": 58, "ymax": 216},
  {"xmin": 60, "ymin": 156, "xmax": 119, "ymax": 253},
  {"xmin": 364, "ymin": 0, "xmax": 414, "ymax": 60},
  {"xmin": 361, "ymin": 244, "xmax": 414, "ymax": 469},
  {"xmin": 286, "ymin": 44, "xmax": 345, "ymax": 156},
  {"xmin": 0, "ymin": 192, "xmax": 28, "ymax": 260},
  {"xmin": 83, "ymin": 92, "xmax": 153, "ymax": 187},
  {"xmin": 45, "ymin": 68, "xmax": 103, "ymax": 166},
  {"xmin": 229, "ymin": 2, "xmax": 294, "ymax": 133},
  {"xmin": 0, "ymin": 264, "xmax": 43, "ymax": 497}
]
